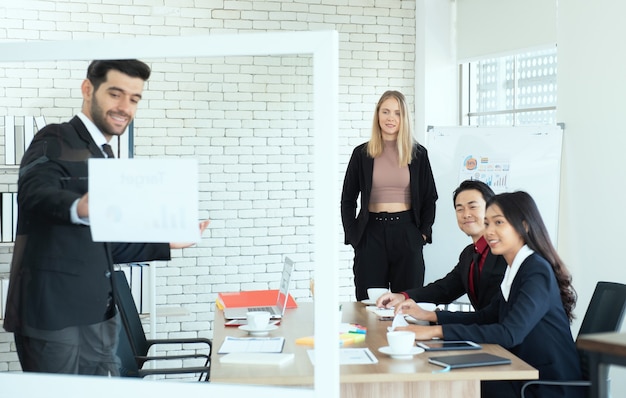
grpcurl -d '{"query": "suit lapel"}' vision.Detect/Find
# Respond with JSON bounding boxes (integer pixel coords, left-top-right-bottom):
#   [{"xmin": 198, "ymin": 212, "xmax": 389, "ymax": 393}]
[
  {"xmin": 481, "ymin": 252, "xmax": 497, "ymax": 278},
  {"xmin": 363, "ymin": 150, "xmax": 373, "ymax": 196},
  {"xmin": 69, "ymin": 116, "xmax": 106, "ymax": 158},
  {"xmin": 68, "ymin": 117, "xmax": 115, "ymax": 265},
  {"xmin": 474, "ymin": 252, "xmax": 497, "ymax": 305}
]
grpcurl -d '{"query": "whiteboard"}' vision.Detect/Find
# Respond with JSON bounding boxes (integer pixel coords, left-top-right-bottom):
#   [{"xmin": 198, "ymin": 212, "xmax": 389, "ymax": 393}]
[{"xmin": 423, "ymin": 125, "xmax": 563, "ymax": 284}]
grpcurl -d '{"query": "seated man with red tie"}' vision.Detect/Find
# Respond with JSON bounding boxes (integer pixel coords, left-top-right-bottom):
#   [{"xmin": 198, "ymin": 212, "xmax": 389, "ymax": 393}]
[{"xmin": 376, "ymin": 179, "xmax": 507, "ymax": 311}]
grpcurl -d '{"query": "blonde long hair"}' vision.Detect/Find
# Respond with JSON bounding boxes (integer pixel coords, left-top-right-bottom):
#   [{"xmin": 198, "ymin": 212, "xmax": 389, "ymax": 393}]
[{"xmin": 366, "ymin": 90, "xmax": 415, "ymax": 166}]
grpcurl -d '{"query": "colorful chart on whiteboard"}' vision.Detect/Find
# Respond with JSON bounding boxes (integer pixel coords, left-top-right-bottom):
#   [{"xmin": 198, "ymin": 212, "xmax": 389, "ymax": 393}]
[{"xmin": 459, "ymin": 154, "xmax": 511, "ymax": 192}]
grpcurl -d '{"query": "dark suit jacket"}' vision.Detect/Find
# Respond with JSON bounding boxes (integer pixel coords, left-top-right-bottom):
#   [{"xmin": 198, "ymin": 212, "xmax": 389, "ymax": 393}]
[
  {"xmin": 340, "ymin": 142, "xmax": 438, "ymax": 247},
  {"xmin": 438, "ymin": 253, "xmax": 583, "ymax": 398},
  {"xmin": 4, "ymin": 116, "xmax": 171, "ymax": 333},
  {"xmin": 405, "ymin": 243, "xmax": 507, "ymax": 310}
]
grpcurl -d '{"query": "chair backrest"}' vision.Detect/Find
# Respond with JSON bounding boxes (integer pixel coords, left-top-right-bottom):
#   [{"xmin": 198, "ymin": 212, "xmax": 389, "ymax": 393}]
[
  {"xmin": 112, "ymin": 270, "xmax": 151, "ymax": 359},
  {"xmin": 576, "ymin": 281, "xmax": 626, "ymax": 379},
  {"xmin": 116, "ymin": 319, "xmax": 142, "ymax": 378}
]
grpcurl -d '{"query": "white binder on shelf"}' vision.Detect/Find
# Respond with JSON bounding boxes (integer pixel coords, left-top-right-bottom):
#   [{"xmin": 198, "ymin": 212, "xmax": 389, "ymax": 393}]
[
  {"xmin": 4, "ymin": 116, "xmax": 15, "ymax": 165},
  {"xmin": 1, "ymin": 193, "xmax": 13, "ymax": 242}
]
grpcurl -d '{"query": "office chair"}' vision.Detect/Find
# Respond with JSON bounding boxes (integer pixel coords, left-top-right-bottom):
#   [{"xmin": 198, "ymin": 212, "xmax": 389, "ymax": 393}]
[
  {"xmin": 117, "ymin": 318, "xmax": 212, "ymax": 379},
  {"xmin": 521, "ymin": 281, "xmax": 626, "ymax": 397},
  {"xmin": 113, "ymin": 270, "xmax": 212, "ymax": 381}
]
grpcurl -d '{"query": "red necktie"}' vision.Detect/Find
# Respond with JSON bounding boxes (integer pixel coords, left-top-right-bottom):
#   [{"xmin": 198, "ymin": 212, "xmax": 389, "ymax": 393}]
[{"xmin": 471, "ymin": 251, "xmax": 481, "ymax": 301}]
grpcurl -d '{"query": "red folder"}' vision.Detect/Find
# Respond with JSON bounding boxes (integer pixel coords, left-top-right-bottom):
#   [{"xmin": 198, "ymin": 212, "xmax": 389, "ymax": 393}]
[{"xmin": 217, "ymin": 290, "xmax": 298, "ymax": 309}]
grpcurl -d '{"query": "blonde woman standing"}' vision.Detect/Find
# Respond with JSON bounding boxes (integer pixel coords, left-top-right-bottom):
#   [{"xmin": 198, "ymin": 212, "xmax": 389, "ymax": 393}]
[{"xmin": 341, "ymin": 91, "xmax": 438, "ymax": 301}]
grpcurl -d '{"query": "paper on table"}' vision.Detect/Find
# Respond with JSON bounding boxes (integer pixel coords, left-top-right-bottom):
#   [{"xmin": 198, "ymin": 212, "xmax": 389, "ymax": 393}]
[
  {"xmin": 88, "ymin": 158, "xmax": 199, "ymax": 243},
  {"xmin": 387, "ymin": 313, "xmax": 409, "ymax": 332},
  {"xmin": 365, "ymin": 306, "xmax": 395, "ymax": 317},
  {"xmin": 218, "ymin": 336, "xmax": 285, "ymax": 354},
  {"xmin": 405, "ymin": 315, "xmax": 430, "ymax": 326},
  {"xmin": 307, "ymin": 348, "xmax": 378, "ymax": 365},
  {"xmin": 220, "ymin": 352, "xmax": 294, "ymax": 365}
]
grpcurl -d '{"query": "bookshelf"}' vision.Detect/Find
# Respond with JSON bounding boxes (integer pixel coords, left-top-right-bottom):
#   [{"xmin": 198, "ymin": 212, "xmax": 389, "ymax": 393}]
[
  {"xmin": 1, "ymin": 115, "xmax": 46, "ymax": 246},
  {"xmin": 1, "ymin": 264, "xmax": 153, "ymax": 320},
  {"xmin": 3, "ymin": 116, "xmax": 46, "ymax": 166}
]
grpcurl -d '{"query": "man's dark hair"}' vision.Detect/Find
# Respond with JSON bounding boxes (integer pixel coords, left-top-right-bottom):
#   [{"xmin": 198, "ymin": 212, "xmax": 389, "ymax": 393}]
[
  {"xmin": 452, "ymin": 179, "xmax": 495, "ymax": 206},
  {"xmin": 86, "ymin": 59, "xmax": 151, "ymax": 90}
]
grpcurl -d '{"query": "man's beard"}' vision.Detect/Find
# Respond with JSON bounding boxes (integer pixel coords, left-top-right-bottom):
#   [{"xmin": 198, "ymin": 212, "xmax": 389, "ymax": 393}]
[{"xmin": 89, "ymin": 96, "xmax": 130, "ymax": 137}]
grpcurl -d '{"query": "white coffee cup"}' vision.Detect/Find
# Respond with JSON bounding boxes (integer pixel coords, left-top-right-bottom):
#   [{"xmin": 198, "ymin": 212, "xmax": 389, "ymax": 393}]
[
  {"xmin": 367, "ymin": 287, "xmax": 388, "ymax": 302},
  {"xmin": 386, "ymin": 331, "xmax": 416, "ymax": 354},
  {"xmin": 246, "ymin": 311, "xmax": 271, "ymax": 330}
]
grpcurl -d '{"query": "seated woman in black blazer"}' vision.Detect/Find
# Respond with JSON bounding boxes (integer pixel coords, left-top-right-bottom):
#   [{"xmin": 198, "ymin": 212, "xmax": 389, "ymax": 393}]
[{"xmin": 395, "ymin": 191, "xmax": 583, "ymax": 398}]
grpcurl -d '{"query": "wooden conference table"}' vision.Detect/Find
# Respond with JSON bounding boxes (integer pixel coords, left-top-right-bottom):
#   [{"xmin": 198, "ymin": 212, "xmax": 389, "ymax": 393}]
[
  {"xmin": 211, "ymin": 302, "xmax": 537, "ymax": 397},
  {"xmin": 577, "ymin": 332, "xmax": 626, "ymax": 398}
]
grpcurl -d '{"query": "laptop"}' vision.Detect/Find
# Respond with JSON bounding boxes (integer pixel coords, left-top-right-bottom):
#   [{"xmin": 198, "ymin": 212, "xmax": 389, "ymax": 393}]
[{"xmin": 223, "ymin": 257, "xmax": 294, "ymax": 320}]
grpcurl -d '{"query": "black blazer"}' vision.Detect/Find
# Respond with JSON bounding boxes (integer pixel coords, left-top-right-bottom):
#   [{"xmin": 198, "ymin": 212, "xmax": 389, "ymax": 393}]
[
  {"xmin": 4, "ymin": 116, "xmax": 171, "ymax": 333},
  {"xmin": 438, "ymin": 253, "xmax": 583, "ymax": 398},
  {"xmin": 405, "ymin": 243, "xmax": 507, "ymax": 311},
  {"xmin": 340, "ymin": 142, "xmax": 438, "ymax": 247}
]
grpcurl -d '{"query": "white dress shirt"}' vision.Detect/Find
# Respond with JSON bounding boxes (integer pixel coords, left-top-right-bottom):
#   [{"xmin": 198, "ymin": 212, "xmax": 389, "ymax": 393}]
[{"xmin": 500, "ymin": 244, "xmax": 534, "ymax": 301}]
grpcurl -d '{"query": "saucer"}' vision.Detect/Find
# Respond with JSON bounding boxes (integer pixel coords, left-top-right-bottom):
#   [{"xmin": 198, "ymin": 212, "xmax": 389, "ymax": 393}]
[
  {"xmin": 239, "ymin": 324, "xmax": 278, "ymax": 336},
  {"xmin": 360, "ymin": 299, "xmax": 377, "ymax": 305},
  {"xmin": 378, "ymin": 346, "xmax": 424, "ymax": 360}
]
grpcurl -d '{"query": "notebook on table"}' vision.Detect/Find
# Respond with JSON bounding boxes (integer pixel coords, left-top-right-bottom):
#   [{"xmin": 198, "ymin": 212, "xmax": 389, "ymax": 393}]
[
  {"xmin": 223, "ymin": 257, "xmax": 294, "ymax": 320},
  {"xmin": 428, "ymin": 353, "xmax": 512, "ymax": 369}
]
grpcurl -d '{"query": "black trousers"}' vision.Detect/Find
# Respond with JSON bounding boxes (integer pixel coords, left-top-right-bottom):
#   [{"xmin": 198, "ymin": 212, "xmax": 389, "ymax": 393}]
[
  {"xmin": 353, "ymin": 210, "xmax": 425, "ymax": 301},
  {"xmin": 14, "ymin": 313, "xmax": 121, "ymax": 376}
]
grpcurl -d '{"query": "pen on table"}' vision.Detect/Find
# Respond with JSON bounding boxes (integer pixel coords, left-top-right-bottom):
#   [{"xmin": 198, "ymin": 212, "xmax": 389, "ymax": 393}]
[{"xmin": 363, "ymin": 349, "xmax": 376, "ymax": 363}]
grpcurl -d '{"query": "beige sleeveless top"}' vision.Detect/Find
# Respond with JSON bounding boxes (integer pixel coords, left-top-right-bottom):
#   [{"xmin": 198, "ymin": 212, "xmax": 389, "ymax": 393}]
[{"xmin": 370, "ymin": 141, "xmax": 410, "ymax": 204}]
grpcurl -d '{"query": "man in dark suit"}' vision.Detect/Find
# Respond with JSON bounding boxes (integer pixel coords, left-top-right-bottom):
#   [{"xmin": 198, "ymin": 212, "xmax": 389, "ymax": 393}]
[
  {"xmin": 3, "ymin": 60, "xmax": 208, "ymax": 376},
  {"xmin": 376, "ymin": 179, "xmax": 506, "ymax": 311}
]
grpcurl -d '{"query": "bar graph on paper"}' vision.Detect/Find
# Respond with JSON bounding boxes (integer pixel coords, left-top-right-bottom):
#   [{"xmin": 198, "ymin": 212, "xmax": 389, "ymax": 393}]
[{"xmin": 458, "ymin": 155, "xmax": 511, "ymax": 193}]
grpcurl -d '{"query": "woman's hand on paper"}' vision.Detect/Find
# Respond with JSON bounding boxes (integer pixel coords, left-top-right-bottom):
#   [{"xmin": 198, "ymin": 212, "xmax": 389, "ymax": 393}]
[{"xmin": 394, "ymin": 299, "xmax": 438, "ymax": 323}]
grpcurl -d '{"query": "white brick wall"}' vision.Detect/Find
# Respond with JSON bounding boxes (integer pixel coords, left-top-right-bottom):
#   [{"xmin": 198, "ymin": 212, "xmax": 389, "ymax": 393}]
[{"xmin": 0, "ymin": 0, "xmax": 416, "ymax": 374}]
